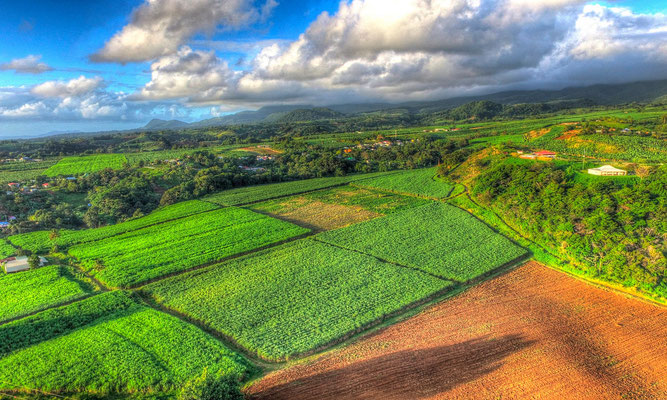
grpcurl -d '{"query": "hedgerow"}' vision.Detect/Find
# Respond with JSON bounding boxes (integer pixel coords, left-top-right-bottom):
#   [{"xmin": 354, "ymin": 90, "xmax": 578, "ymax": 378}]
[
  {"xmin": 317, "ymin": 203, "xmax": 528, "ymax": 282},
  {"xmin": 69, "ymin": 207, "xmax": 309, "ymax": 288},
  {"xmin": 8, "ymin": 200, "xmax": 219, "ymax": 253},
  {"xmin": 0, "ymin": 240, "xmax": 15, "ymax": 259},
  {"xmin": 0, "ymin": 265, "xmax": 92, "ymax": 323},
  {"xmin": 144, "ymin": 239, "xmax": 452, "ymax": 361},
  {"xmin": 0, "ymin": 291, "xmax": 253, "ymax": 395}
]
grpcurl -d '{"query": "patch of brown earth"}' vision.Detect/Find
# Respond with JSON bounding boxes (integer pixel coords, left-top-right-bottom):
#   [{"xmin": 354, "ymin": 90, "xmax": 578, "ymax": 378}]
[
  {"xmin": 525, "ymin": 128, "xmax": 552, "ymax": 140},
  {"xmin": 249, "ymin": 262, "xmax": 667, "ymax": 400},
  {"xmin": 238, "ymin": 146, "xmax": 283, "ymax": 155},
  {"xmin": 556, "ymin": 129, "xmax": 581, "ymax": 140}
]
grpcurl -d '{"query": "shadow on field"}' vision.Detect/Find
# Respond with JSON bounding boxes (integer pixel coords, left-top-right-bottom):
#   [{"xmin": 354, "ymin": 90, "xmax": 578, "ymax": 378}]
[{"xmin": 252, "ymin": 334, "xmax": 534, "ymax": 400}]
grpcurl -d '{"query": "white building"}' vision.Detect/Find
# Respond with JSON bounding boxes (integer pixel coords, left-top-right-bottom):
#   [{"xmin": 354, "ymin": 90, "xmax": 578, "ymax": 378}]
[
  {"xmin": 587, "ymin": 165, "xmax": 627, "ymax": 176},
  {"xmin": 2, "ymin": 256, "xmax": 47, "ymax": 273}
]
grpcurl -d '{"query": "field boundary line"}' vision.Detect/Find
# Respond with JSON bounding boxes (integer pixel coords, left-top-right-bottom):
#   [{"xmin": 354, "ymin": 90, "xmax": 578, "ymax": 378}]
[
  {"xmin": 0, "ymin": 292, "xmax": 100, "ymax": 327},
  {"xmin": 311, "ymin": 237, "xmax": 459, "ymax": 283},
  {"xmin": 130, "ymin": 231, "xmax": 316, "ymax": 290}
]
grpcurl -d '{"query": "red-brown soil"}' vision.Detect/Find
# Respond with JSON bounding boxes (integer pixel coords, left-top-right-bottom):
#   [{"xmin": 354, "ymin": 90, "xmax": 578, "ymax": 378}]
[{"xmin": 249, "ymin": 262, "xmax": 667, "ymax": 399}]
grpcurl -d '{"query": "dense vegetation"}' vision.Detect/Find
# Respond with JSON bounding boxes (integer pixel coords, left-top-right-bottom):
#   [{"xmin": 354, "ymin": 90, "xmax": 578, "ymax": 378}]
[
  {"xmin": 318, "ymin": 203, "xmax": 528, "ymax": 282},
  {"xmin": 0, "ymin": 291, "xmax": 252, "ymax": 395},
  {"xmin": 0, "ymin": 265, "xmax": 92, "ymax": 322},
  {"xmin": 471, "ymin": 156, "xmax": 667, "ymax": 297},
  {"xmin": 44, "ymin": 154, "xmax": 128, "ymax": 176},
  {"xmin": 354, "ymin": 167, "xmax": 454, "ymax": 199},
  {"xmin": 69, "ymin": 207, "xmax": 308, "ymax": 288},
  {"xmin": 144, "ymin": 239, "xmax": 452, "ymax": 361},
  {"xmin": 8, "ymin": 200, "xmax": 219, "ymax": 254}
]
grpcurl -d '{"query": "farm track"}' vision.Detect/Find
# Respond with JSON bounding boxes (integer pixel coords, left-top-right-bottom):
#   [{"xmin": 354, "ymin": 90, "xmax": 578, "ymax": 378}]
[{"xmin": 248, "ymin": 262, "xmax": 667, "ymax": 400}]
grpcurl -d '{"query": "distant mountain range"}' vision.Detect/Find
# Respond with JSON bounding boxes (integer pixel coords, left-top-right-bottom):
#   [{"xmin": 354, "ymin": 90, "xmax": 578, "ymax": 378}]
[
  {"xmin": 38, "ymin": 79, "xmax": 667, "ymax": 139},
  {"xmin": 140, "ymin": 79, "xmax": 667, "ymax": 131}
]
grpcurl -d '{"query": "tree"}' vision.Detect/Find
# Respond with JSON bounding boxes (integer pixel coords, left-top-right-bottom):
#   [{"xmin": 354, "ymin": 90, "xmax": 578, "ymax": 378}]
[
  {"xmin": 179, "ymin": 369, "xmax": 243, "ymax": 400},
  {"xmin": 28, "ymin": 254, "xmax": 40, "ymax": 270},
  {"xmin": 635, "ymin": 165, "xmax": 652, "ymax": 181}
]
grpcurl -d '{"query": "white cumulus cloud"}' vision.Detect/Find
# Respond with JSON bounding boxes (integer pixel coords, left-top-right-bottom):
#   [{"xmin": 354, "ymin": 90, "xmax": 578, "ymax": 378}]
[{"xmin": 92, "ymin": 0, "xmax": 278, "ymax": 63}]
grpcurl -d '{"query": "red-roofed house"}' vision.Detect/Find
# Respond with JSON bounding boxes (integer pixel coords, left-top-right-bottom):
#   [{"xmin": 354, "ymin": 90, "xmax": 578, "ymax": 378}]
[{"xmin": 534, "ymin": 150, "xmax": 556, "ymax": 158}]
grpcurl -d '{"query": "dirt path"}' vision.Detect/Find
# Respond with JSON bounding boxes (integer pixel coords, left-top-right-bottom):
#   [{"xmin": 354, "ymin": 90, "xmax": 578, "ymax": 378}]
[{"xmin": 248, "ymin": 262, "xmax": 667, "ymax": 400}]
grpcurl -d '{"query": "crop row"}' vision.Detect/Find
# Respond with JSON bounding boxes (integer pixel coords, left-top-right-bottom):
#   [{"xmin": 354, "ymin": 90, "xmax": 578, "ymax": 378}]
[
  {"xmin": 44, "ymin": 154, "xmax": 128, "ymax": 177},
  {"xmin": 203, "ymin": 170, "xmax": 398, "ymax": 206},
  {"xmin": 353, "ymin": 167, "xmax": 454, "ymax": 199},
  {"xmin": 0, "ymin": 291, "xmax": 252, "ymax": 394},
  {"xmin": 69, "ymin": 207, "xmax": 309, "ymax": 288},
  {"xmin": 8, "ymin": 200, "xmax": 219, "ymax": 254},
  {"xmin": 0, "ymin": 240, "xmax": 15, "ymax": 259},
  {"xmin": 144, "ymin": 239, "xmax": 452, "ymax": 361},
  {"xmin": 317, "ymin": 203, "xmax": 529, "ymax": 282},
  {"xmin": 0, "ymin": 265, "xmax": 92, "ymax": 323}
]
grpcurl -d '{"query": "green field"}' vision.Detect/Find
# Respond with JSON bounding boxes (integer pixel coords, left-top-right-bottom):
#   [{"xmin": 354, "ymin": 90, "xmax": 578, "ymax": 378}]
[
  {"xmin": 203, "ymin": 171, "xmax": 397, "ymax": 206},
  {"xmin": 8, "ymin": 200, "xmax": 219, "ymax": 254},
  {"xmin": 0, "ymin": 291, "xmax": 252, "ymax": 395},
  {"xmin": 44, "ymin": 154, "xmax": 128, "ymax": 176},
  {"xmin": 144, "ymin": 239, "xmax": 453, "ymax": 361},
  {"xmin": 317, "ymin": 203, "xmax": 528, "ymax": 282},
  {"xmin": 0, "ymin": 240, "xmax": 15, "ymax": 259},
  {"xmin": 354, "ymin": 168, "xmax": 454, "ymax": 199},
  {"xmin": 69, "ymin": 207, "xmax": 309, "ymax": 288},
  {"xmin": 0, "ymin": 265, "xmax": 92, "ymax": 323}
]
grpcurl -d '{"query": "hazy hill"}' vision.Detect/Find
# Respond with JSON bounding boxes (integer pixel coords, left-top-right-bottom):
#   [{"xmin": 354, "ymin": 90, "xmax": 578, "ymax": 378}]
[{"xmin": 143, "ymin": 119, "xmax": 189, "ymax": 130}]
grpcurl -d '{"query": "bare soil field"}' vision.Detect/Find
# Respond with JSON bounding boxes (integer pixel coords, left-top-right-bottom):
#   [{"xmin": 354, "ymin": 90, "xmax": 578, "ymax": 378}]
[{"xmin": 249, "ymin": 262, "xmax": 667, "ymax": 400}]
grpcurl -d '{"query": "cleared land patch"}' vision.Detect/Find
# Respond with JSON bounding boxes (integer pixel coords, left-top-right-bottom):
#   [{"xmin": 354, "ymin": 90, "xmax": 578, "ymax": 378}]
[
  {"xmin": 69, "ymin": 207, "xmax": 309, "ymax": 288},
  {"xmin": 144, "ymin": 239, "xmax": 453, "ymax": 361},
  {"xmin": 353, "ymin": 168, "xmax": 454, "ymax": 199},
  {"xmin": 249, "ymin": 262, "xmax": 667, "ymax": 400},
  {"xmin": 44, "ymin": 154, "xmax": 127, "ymax": 177},
  {"xmin": 0, "ymin": 291, "xmax": 252, "ymax": 396},
  {"xmin": 251, "ymin": 186, "xmax": 427, "ymax": 230},
  {"xmin": 8, "ymin": 200, "xmax": 219, "ymax": 254},
  {"xmin": 317, "ymin": 203, "xmax": 528, "ymax": 282},
  {"xmin": 0, "ymin": 265, "xmax": 93, "ymax": 323}
]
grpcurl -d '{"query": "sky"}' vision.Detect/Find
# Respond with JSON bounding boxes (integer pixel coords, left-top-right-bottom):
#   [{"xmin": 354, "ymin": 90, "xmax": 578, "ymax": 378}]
[{"xmin": 0, "ymin": 0, "xmax": 666, "ymax": 138}]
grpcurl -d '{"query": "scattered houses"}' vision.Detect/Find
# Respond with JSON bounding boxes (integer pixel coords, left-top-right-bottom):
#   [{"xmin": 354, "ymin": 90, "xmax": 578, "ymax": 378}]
[{"xmin": 587, "ymin": 165, "xmax": 628, "ymax": 176}]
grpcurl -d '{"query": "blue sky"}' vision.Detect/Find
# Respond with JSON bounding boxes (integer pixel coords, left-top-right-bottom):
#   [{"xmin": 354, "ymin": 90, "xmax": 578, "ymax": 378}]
[{"xmin": 1, "ymin": 0, "xmax": 666, "ymax": 138}]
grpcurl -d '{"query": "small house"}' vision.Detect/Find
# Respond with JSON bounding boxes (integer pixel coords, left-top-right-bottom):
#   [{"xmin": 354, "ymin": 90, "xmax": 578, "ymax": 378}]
[
  {"xmin": 0, "ymin": 222, "xmax": 9, "ymax": 229},
  {"xmin": 7, "ymin": 182, "xmax": 19, "ymax": 188},
  {"xmin": 588, "ymin": 165, "xmax": 627, "ymax": 176},
  {"xmin": 42, "ymin": 183, "xmax": 51, "ymax": 188},
  {"xmin": 534, "ymin": 150, "xmax": 556, "ymax": 158},
  {"xmin": 2, "ymin": 256, "xmax": 46, "ymax": 273}
]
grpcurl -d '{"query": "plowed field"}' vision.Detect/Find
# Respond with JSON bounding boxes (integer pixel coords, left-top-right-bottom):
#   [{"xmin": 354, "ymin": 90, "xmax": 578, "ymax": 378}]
[{"xmin": 249, "ymin": 262, "xmax": 667, "ymax": 399}]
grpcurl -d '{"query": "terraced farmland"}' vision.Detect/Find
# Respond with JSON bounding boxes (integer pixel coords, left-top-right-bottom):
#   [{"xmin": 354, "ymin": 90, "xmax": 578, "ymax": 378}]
[
  {"xmin": 69, "ymin": 207, "xmax": 309, "ymax": 288},
  {"xmin": 144, "ymin": 239, "xmax": 453, "ymax": 361},
  {"xmin": 0, "ymin": 265, "xmax": 93, "ymax": 323},
  {"xmin": 0, "ymin": 292, "xmax": 253, "ymax": 395},
  {"xmin": 317, "ymin": 203, "xmax": 528, "ymax": 282},
  {"xmin": 8, "ymin": 200, "xmax": 220, "ymax": 254},
  {"xmin": 44, "ymin": 154, "xmax": 127, "ymax": 176},
  {"xmin": 353, "ymin": 167, "xmax": 454, "ymax": 199}
]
